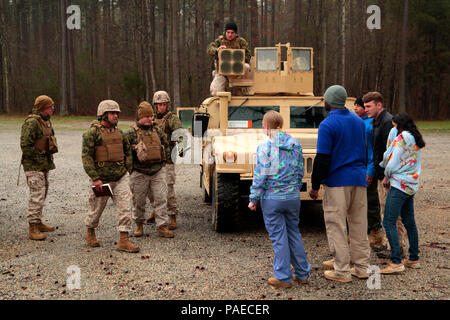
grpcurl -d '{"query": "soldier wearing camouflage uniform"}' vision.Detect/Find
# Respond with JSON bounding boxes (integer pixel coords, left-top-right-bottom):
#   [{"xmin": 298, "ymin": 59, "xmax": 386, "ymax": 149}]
[
  {"xmin": 81, "ymin": 100, "xmax": 139, "ymax": 253},
  {"xmin": 125, "ymin": 101, "xmax": 174, "ymax": 238},
  {"xmin": 146, "ymin": 91, "xmax": 182, "ymax": 230},
  {"xmin": 20, "ymin": 95, "xmax": 58, "ymax": 241},
  {"xmin": 207, "ymin": 21, "xmax": 251, "ymax": 96}
]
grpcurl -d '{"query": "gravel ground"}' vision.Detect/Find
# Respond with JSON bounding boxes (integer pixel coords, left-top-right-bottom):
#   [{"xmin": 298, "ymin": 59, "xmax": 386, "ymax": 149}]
[{"xmin": 0, "ymin": 122, "xmax": 448, "ymax": 300}]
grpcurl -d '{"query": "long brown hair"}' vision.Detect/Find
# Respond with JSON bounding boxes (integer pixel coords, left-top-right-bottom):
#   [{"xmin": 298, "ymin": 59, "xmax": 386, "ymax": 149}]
[{"xmin": 393, "ymin": 113, "xmax": 425, "ymax": 149}]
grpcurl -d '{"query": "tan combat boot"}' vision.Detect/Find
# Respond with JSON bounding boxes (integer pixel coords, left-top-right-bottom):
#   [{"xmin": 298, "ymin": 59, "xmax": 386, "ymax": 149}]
[
  {"xmin": 29, "ymin": 223, "xmax": 47, "ymax": 241},
  {"xmin": 168, "ymin": 215, "xmax": 177, "ymax": 230},
  {"xmin": 86, "ymin": 228, "xmax": 100, "ymax": 247},
  {"xmin": 134, "ymin": 222, "xmax": 144, "ymax": 237},
  {"xmin": 145, "ymin": 211, "xmax": 155, "ymax": 224},
  {"xmin": 117, "ymin": 232, "xmax": 140, "ymax": 253},
  {"xmin": 38, "ymin": 222, "xmax": 55, "ymax": 232},
  {"xmin": 158, "ymin": 225, "xmax": 174, "ymax": 238}
]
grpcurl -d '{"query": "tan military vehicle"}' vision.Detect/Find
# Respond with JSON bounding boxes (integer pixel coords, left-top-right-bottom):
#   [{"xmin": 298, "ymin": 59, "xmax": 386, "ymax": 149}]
[{"xmin": 178, "ymin": 43, "xmax": 355, "ymax": 232}]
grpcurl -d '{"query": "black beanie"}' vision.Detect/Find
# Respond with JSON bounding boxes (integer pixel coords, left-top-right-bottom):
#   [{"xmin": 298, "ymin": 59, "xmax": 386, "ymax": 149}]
[
  {"xmin": 225, "ymin": 21, "xmax": 238, "ymax": 33},
  {"xmin": 355, "ymin": 95, "xmax": 364, "ymax": 108}
]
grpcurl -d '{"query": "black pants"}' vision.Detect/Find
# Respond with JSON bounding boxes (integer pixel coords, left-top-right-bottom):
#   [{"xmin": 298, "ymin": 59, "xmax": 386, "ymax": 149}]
[{"xmin": 367, "ymin": 179, "xmax": 381, "ymax": 232}]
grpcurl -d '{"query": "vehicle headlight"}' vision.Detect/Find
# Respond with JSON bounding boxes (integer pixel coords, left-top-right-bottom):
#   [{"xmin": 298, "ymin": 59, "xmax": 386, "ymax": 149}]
[{"xmin": 223, "ymin": 151, "xmax": 237, "ymax": 163}]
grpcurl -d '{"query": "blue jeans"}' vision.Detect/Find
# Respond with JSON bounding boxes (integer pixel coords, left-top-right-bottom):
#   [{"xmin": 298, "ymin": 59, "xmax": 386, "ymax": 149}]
[
  {"xmin": 261, "ymin": 198, "xmax": 311, "ymax": 283},
  {"xmin": 383, "ymin": 187, "xmax": 419, "ymax": 264}
]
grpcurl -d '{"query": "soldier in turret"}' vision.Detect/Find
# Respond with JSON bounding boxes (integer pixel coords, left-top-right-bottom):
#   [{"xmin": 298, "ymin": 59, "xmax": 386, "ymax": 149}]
[
  {"xmin": 81, "ymin": 100, "xmax": 139, "ymax": 253},
  {"xmin": 207, "ymin": 21, "xmax": 251, "ymax": 96},
  {"xmin": 20, "ymin": 95, "xmax": 58, "ymax": 241}
]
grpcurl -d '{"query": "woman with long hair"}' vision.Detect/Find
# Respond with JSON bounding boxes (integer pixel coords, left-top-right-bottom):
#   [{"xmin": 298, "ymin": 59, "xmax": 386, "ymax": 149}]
[{"xmin": 380, "ymin": 112, "xmax": 425, "ymax": 274}]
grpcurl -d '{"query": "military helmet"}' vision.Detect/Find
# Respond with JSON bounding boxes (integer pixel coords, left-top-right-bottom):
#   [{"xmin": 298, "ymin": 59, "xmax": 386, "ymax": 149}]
[
  {"xmin": 97, "ymin": 100, "xmax": 121, "ymax": 117},
  {"xmin": 152, "ymin": 91, "xmax": 171, "ymax": 104}
]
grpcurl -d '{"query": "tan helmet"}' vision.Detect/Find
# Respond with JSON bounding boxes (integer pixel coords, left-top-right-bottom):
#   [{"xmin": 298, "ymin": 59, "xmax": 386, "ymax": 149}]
[
  {"xmin": 97, "ymin": 100, "xmax": 121, "ymax": 117},
  {"xmin": 152, "ymin": 91, "xmax": 171, "ymax": 104}
]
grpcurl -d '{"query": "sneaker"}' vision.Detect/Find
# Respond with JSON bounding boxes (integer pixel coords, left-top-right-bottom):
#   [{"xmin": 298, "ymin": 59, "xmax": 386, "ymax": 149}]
[
  {"xmin": 292, "ymin": 275, "xmax": 309, "ymax": 285},
  {"xmin": 268, "ymin": 277, "xmax": 292, "ymax": 288},
  {"xmin": 324, "ymin": 270, "xmax": 352, "ymax": 283},
  {"xmin": 380, "ymin": 263, "xmax": 405, "ymax": 274},
  {"xmin": 350, "ymin": 267, "xmax": 369, "ymax": 279},
  {"xmin": 403, "ymin": 259, "xmax": 421, "ymax": 269},
  {"xmin": 322, "ymin": 258, "xmax": 334, "ymax": 270}
]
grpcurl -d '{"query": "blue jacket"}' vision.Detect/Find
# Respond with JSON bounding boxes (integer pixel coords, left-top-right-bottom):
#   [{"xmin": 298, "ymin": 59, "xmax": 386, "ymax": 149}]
[{"xmin": 363, "ymin": 115, "xmax": 376, "ymax": 178}]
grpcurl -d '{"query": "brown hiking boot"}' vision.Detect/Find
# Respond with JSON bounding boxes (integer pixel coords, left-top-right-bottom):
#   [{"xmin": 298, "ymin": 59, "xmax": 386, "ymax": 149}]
[
  {"xmin": 38, "ymin": 222, "xmax": 55, "ymax": 232},
  {"xmin": 168, "ymin": 215, "xmax": 177, "ymax": 230},
  {"xmin": 369, "ymin": 228, "xmax": 383, "ymax": 246},
  {"xmin": 117, "ymin": 232, "xmax": 140, "ymax": 253},
  {"xmin": 293, "ymin": 276, "xmax": 309, "ymax": 285},
  {"xmin": 324, "ymin": 270, "xmax": 352, "ymax": 283},
  {"xmin": 322, "ymin": 258, "xmax": 335, "ymax": 270},
  {"xmin": 268, "ymin": 277, "xmax": 293, "ymax": 288},
  {"xmin": 134, "ymin": 223, "xmax": 144, "ymax": 237},
  {"xmin": 158, "ymin": 225, "xmax": 174, "ymax": 238},
  {"xmin": 145, "ymin": 212, "xmax": 155, "ymax": 224},
  {"xmin": 29, "ymin": 223, "xmax": 46, "ymax": 241},
  {"xmin": 86, "ymin": 228, "xmax": 100, "ymax": 247}
]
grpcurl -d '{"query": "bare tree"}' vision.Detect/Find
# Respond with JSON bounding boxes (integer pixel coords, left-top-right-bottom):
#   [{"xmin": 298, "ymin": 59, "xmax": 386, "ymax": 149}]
[
  {"xmin": 60, "ymin": 0, "xmax": 68, "ymax": 115},
  {"xmin": 398, "ymin": 0, "xmax": 408, "ymax": 113},
  {"xmin": 172, "ymin": 0, "xmax": 181, "ymax": 110}
]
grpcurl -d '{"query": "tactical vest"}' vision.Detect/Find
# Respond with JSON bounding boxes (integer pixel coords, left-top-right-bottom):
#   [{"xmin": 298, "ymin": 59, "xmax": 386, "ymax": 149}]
[
  {"xmin": 26, "ymin": 114, "xmax": 58, "ymax": 154},
  {"xmin": 93, "ymin": 124, "xmax": 124, "ymax": 162},
  {"xmin": 133, "ymin": 125, "xmax": 165, "ymax": 163},
  {"xmin": 219, "ymin": 35, "xmax": 241, "ymax": 49}
]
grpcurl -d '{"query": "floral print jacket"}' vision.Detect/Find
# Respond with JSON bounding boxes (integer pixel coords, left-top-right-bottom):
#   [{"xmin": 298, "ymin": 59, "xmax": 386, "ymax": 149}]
[
  {"xmin": 250, "ymin": 131, "xmax": 304, "ymax": 202},
  {"xmin": 380, "ymin": 128, "xmax": 421, "ymax": 195}
]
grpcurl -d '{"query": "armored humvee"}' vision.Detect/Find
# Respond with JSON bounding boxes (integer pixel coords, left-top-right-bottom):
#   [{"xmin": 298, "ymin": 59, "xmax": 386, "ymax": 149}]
[{"xmin": 178, "ymin": 43, "xmax": 355, "ymax": 232}]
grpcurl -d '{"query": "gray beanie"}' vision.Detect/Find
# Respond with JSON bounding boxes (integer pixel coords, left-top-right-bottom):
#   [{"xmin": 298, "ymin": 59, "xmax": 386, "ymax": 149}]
[{"xmin": 324, "ymin": 85, "xmax": 347, "ymax": 109}]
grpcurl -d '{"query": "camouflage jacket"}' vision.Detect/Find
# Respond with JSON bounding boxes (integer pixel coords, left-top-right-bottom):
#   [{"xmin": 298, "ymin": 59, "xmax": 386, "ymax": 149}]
[
  {"xmin": 124, "ymin": 122, "xmax": 170, "ymax": 176},
  {"xmin": 207, "ymin": 34, "xmax": 251, "ymax": 64},
  {"xmin": 155, "ymin": 111, "xmax": 183, "ymax": 164},
  {"xmin": 81, "ymin": 120, "xmax": 132, "ymax": 182},
  {"xmin": 20, "ymin": 110, "xmax": 56, "ymax": 172}
]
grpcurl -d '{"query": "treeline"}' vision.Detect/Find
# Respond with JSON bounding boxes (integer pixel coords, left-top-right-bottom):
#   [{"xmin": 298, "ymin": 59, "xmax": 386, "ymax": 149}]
[{"xmin": 0, "ymin": 0, "xmax": 448, "ymax": 119}]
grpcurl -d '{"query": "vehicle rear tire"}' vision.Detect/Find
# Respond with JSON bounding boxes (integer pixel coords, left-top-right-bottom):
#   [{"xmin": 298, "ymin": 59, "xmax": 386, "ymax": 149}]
[{"xmin": 211, "ymin": 171, "xmax": 240, "ymax": 232}]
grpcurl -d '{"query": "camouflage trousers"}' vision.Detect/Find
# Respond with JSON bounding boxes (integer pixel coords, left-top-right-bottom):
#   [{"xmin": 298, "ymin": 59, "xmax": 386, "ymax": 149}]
[
  {"xmin": 210, "ymin": 63, "xmax": 251, "ymax": 96},
  {"xmin": 149, "ymin": 164, "xmax": 178, "ymax": 216},
  {"xmin": 378, "ymin": 181, "xmax": 408, "ymax": 255},
  {"xmin": 130, "ymin": 169, "xmax": 169, "ymax": 228},
  {"xmin": 85, "ymin": 173, "xmax": 132, "ymax": 233},
  {"xmin": 25, "ymin": 171, "xmax": 49, "ymax": 224}
]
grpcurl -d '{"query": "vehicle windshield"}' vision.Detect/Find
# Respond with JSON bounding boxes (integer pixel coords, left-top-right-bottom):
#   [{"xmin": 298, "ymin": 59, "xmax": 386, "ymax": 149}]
[
  {"xmin": 178, "ymin": 109, "xmax": 195, "ymax": 129},
  {"xmin": 228, "ymin": 106, "xmax": 280, "ymax": 128},
  {"xmin": 292, "ymin": 49, "xmax": 311, "ymax": 71},
  {"xmin": 290, "ymin": 106, "xmax": 328, "ymax": 128}
]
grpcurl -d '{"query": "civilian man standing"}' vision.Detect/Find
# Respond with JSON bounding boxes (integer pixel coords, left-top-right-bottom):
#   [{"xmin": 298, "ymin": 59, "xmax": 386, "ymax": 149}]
[
  {"xmin": 309, "ymin": 85, "xmax": 370, "ymax": 283},
  {"xmin": 363, "ymin": 92, "xmax": 407, "ymax": 258},
  {"xmin": 354, "ymin": 96, "xmax": 382, "ymax": 246}
]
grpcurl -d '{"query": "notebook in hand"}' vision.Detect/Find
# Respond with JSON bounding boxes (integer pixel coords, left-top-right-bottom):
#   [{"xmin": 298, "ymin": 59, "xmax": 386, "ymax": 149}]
[{"xmin": 91, "ymin": 183, "xmax": 113, "ymax": 197}]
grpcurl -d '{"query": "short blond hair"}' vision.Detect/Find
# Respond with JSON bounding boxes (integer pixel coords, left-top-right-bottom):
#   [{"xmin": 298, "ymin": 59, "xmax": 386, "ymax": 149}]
[{"xmin": 263, "ymin": 110, "xmax": 283, "ymax": 129}]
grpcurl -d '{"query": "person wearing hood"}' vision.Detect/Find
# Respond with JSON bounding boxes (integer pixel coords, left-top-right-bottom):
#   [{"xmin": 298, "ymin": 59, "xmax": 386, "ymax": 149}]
[
  {"xmin": 125, "ymin": 101, "xmax": 174, "ymax": 238},
  {"xmin": 248, "ymin": 110, "xmax": 311, "ymax": 288},
  {"xmin": 309, "ymin": 85, "xmax": 371, "ymax": 283},
  {"xmin": 207, "ymin": 21, "xmax": 251, "ymax": 96},
  {"xmin": 20, "ymin": 95, "xmax": 58, "ymax": 241}
]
